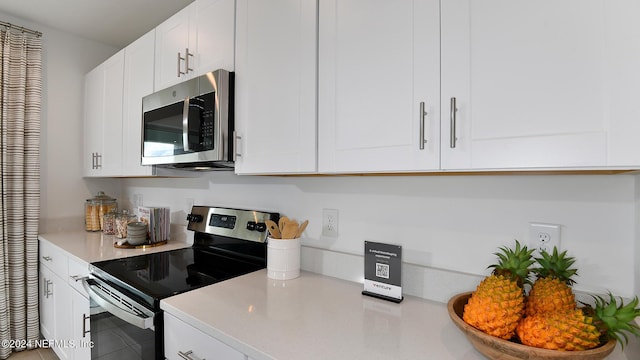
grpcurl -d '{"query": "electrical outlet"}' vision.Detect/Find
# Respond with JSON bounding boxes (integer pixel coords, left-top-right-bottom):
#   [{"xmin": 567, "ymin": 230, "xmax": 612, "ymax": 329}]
[
  {"xmin": 529, "ymin": 222, "xmax": 561, "ymax": 256},
  {"xmin": 322, "ymin": 209, "xmax": 339, "ymax": 237}
]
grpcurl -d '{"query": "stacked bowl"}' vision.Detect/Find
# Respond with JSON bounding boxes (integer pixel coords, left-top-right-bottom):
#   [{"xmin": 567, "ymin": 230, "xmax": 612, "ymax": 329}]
[{"xmin": 126, "ymin": 222, "xmax": 148, "ymax": 245}]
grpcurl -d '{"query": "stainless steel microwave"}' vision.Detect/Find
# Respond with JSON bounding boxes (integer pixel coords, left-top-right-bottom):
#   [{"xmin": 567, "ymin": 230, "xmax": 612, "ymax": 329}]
[{"xmin": 141, "ymin": 69, "xmax": 234, "ymax": 170}]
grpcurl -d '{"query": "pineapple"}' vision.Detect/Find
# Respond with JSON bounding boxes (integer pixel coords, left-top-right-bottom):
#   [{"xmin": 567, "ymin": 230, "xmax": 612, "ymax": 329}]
[
  {"xmin": 526, "ymin": 247, "xmax": 578, "ymax": 316},
  {"xmin": 463, "ymin": 241, "xmax": 535, "ymax": 339},
  {"xmin": 517, "ymin": 293, "xmax": 640, "ymax": 350}
]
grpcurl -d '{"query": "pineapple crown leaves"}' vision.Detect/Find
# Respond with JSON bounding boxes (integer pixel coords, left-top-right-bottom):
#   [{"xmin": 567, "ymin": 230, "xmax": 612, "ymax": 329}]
[
  {"xmin": 592, "ymin": 292, "xmax": 640, "ymax": 348},
  {"xmin": 532, "ymin": 246, "xmax": 578, "ymax": 286},
  {"xmin": 488, "ymin": 240, "xmax": 535, "ymax": 287}
]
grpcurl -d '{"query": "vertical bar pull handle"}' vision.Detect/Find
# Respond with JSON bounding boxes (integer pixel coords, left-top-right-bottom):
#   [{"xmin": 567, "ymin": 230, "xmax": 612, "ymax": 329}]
[
  {"xmin": 82, "ymin": 313, "xmax": 90, "ymax": 337},
  {"xmin": 450, "ymin": 97, "xmax": 458, "ymax": 148},
  {"xmin": 185, "ymin": 48, "xmax": 194, "ymax": 74},
  {"xmin": 233, "ymin": 131, "xmax": 242, "ymax": 161},
  {"xmin": 178, "ymin": 52, "xmax": 185, "ymax": 77},
  {"xmin": 419, "ymin": 102, "xmax": 428, "ymax": 150},
  {"xmin": 44, "ymin": 278, "xmax": 53, "ymax": 299}
]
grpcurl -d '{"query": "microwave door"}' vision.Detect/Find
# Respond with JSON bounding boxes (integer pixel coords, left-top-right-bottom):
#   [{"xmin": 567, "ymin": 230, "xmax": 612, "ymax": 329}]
[{"xmin": 143, "ymin": 102, "xmax": 186, "ymax": 157}]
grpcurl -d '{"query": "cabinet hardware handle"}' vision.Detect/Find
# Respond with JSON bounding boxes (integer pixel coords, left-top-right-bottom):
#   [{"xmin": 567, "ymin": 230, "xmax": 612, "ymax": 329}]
[
  {"xmin": 178, "ymin": 350, "xmax": 205, "ymax": 360},
  {"xmin": 42, "ymin": 256, "xmax": 52, "ymax": 261},
  {"xmin": 185, "ymin": 48, "xmax": 194, "ymax": 74},
  {"xmin": 44, "ymin": 278, "xmax": 53, "ymax": 299},
  {"xmin": 91, "ymin": 153, "xmax": 96, "ymax": 170},
  {"xmin": 82, "ymin": 313, "xmax": 90, "ymax": 338},
  {"xmin": 178, "ymin": 52, "xmax": 185, "ymax": 77},
  {"xmin": 233, "ymin": 131, "xmax": 242, "ymax": 160},
  {"xmin": 94, "ymin": 153, "xmax": 102, "ymax": 169},
  {"xmin": 419, "ymin": 101, "xmax": 428, "ymax": 150},
  {"xmin": 450, "ymin": 97, "xmax": 458, "ymax": 148}
]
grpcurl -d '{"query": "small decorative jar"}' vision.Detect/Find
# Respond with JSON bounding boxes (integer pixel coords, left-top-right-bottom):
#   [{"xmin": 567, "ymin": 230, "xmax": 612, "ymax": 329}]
[
  {"xmin": 102, "ymin": 210, "xmax": 117, "ymax": 235},
  {"xmin": 115, "ymin": 210, "xmax": 137, "ymax": 239}
]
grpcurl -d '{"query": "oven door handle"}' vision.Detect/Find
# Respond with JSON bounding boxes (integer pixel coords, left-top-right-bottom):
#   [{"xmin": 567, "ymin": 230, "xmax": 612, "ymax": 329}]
[{"xmin": 82, "ymin": 278, "xmax": 155, "ymax": 330}]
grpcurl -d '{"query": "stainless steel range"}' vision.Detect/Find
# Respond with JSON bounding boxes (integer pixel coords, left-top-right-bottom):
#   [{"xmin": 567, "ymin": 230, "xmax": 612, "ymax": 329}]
[{"xmin": 83, "ymin": 206, "xmax": 278, "ymax": 360}]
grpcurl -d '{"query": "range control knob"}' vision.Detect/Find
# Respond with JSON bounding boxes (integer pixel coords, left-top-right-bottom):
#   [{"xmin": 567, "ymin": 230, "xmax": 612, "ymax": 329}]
[
  {"xmin": 186, "ymin": 214, "xmax": 204, "ymax": 223},
  {"xmin": 255, "ymin": 222, "xmax": 267, "ymax": 232},
  {"xmin": 246, "ymin": 221, "xmax": 256, "ymax": 231}
]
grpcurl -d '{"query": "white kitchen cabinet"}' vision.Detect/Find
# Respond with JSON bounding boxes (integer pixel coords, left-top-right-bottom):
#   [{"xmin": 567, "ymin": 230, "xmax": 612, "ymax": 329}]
[
  {"xmin": 122, "ymin": 29, "xmax": 156, "ymax": 176},
  {"xmin": 85, "ymin": 30, "xmax": 158, "ymax": 178},
  {"xmin": 154, "ymin": 0, "xmax": 235, "ymax": 91},
  {"xmin": 234, "ymin": 0, "xmax": 317, "ymax": 174},
  {"xmin": 318, "ymin": 0, "xmax": 441, "ymax": 173},
  {"xmin": 70, "ymin": 289, "xmax": 91, "ymax": 359},
  {"xmin": 318, "ymin": 0, "xmax": 640, "ymax": 173},
  {"xmin": 39, "ymin": 242, "xmax": 72, "ymax": 360},
  {"xmin": 40, "ymin": 240, "xmax": 91, "ymax": 360},
  {"xmin": 164, "ymin": 312, "xmax": 246, "ymax": 360},
  {"xmin": 82, "ymin": 50, "xmax": 125, "ymax": 177},
  {"xmin": 38, "ymin": 264, "xmax": 55, "ymax": 343},
  {"xmin": 440, "ymin": 0, "xmax": 640, "ymax": 170},
  {"xmin": 69, "ymin": 257, "xmax": 91, "ymax": 360}
]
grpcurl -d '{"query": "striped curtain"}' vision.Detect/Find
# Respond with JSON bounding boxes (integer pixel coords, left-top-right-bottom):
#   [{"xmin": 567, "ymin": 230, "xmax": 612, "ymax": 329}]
[{"xmin": 0, "ymin": 29, "xmax": 41, "ymax": 358}]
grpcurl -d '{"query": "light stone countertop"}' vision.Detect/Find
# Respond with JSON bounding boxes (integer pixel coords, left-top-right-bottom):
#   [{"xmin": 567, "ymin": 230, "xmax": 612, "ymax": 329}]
[
  {"xmin": 161, "ymin": 270, "xmax": 640, "ymax": 360},
  {"xmin": 161, "ymin": 270, "xmax": 480, "ymax": 360},
  {"xmin": 38, "ymin": 230, "xmax": 191, "ymax": 264},
  {"xmin": 38, "ymin": 231, "xmax": 640, "ymax": 359}
]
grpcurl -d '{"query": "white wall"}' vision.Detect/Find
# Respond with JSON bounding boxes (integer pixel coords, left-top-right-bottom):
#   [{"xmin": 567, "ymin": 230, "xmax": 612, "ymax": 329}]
[
  {"xmin": 115, "ymin": 172, "xmax": 638, "ymax": 303},
  {"xmin": 0, "ymin": 11, "xmax": 123, "ymax": 232},
  {"xmin": 18, "ymin": 10, "xmax": 636, "ymax": 305}
]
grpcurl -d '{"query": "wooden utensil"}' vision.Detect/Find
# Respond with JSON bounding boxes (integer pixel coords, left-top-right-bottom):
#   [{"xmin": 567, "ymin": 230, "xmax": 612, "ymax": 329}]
[
  {"xmin": 295, "ymin": 220, "xmax": 308, "ymax": 238},
  {"xmin": 278, "ymin": 216, "xmax": 289, "ymax": 236},
  {"xmin": 265, "ymin": 220, "xmax": 281, "ymax": 239},
  {"xmin": 282, "ymin": 219, "xmax": 300, "ymax": 239}
]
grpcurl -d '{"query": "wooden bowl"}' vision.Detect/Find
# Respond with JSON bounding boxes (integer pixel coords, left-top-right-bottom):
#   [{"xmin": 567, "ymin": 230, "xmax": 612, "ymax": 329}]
[{"xmin": 447, "ymin": 292, "xmax": 616, "ymax": 360}]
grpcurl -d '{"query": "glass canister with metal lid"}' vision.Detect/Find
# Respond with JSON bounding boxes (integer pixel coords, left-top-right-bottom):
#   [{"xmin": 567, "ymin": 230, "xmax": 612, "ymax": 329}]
[
  {"xmin": 85, "ymin": 191, "xmax": 117, "ymax": 232},
  {"xmin": 102, "ymin": 209, "xmax": 118, "ymax": 235},
  {"xmin": 115, "ymin": 210, "xmax": 137, "ymax": 239}
]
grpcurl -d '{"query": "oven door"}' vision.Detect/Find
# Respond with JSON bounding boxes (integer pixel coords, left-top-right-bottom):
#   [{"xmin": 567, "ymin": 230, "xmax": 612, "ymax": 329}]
[{"xmin": 83, "ymin": 277, "xmax": 163, "ymax": 360}]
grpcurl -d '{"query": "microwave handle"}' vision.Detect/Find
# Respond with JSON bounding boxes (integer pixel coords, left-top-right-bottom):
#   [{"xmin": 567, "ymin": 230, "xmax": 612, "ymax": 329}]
[{"xmin": 182, "ymin": 98, "xmax": 190, "ymax": 152}]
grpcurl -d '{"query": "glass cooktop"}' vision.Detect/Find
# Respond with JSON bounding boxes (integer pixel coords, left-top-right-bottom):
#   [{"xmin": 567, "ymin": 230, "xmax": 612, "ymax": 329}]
[{"xmin": 90, "ymin": 247, "xmax": 265, "ymax": 310}]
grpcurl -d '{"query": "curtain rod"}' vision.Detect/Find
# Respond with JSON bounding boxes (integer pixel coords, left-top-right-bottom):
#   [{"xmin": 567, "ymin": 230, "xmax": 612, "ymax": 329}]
[{"xmin": 0, "ymin": 21, "xmax": 42, "ymax": 37}]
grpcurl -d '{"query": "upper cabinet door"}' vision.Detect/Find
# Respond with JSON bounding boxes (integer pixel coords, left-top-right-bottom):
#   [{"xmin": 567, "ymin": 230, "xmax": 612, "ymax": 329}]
[
  {"xmin": 234, "ymin": 0, "xmax": 317, "ymax": 174},
  {"xmin": 154, "ymin": 6, "xmax": 191, "ymax": 90},
  {"xmin": 318, "ymin": 0, "xmax": 441, "ymax": 173},
  {"xmin": 83, "ymin": 67, "xmax": 103, "ymax": 177},
  {"xmin": 100, "ymin": 52, "xmax": 125, "ymax": 176},
  {"xmin": 83, "ymin": 50, "xmax": 124, "ymax": 177},
  {"xmin": 441, "ymin": 0, "xmax": 640, "ymax": 170},
  {"xmin": 155, "ymin": 0, "xmax": 235, "ymax": 91},
  {"xmin": 190, "ymin": 0, "xmax": 235, "ymax": 75},
  {"xmin": 122, "ymin": 30, "xmax": 156, "ymax": 176}
]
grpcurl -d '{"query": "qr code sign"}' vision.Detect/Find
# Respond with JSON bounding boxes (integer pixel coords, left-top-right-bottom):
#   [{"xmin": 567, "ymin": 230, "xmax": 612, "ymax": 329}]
[{"xmin": 376, "ymin": 263, "xmax": 389, "ymax": 279}]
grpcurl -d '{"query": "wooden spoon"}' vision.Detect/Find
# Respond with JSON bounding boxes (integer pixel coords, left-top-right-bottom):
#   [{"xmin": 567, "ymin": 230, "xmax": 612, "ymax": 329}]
[
  {"xmin": 278, "ymin": 216, "xmax": 289, "ymax": 235},
  {"xmin": 265, "ymin": 220, "xmax": 281, "ymax": 239},
  {"xmin": 295, "ymin": 220, "xmax": 309, "ymax": 238},
  {"xmin": 282, "ymin": 219, "xmax": 300, "ymax": 239}
]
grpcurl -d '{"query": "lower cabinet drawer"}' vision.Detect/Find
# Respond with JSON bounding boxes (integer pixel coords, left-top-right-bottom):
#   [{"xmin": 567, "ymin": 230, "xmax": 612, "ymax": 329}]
[
  {"xmin": 67, "ymin": 256, "xmax": 90, "ymax": 296},
  {"xmin": 39, "ymin": 240, "xmax": 68, "ymax": 278},
  {"xmin": 164, "ymin": 312, "xmax": 245, "ymax": 360}
]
